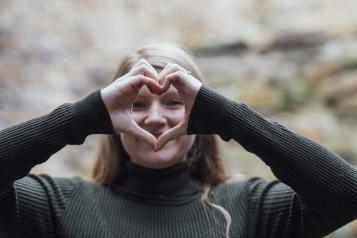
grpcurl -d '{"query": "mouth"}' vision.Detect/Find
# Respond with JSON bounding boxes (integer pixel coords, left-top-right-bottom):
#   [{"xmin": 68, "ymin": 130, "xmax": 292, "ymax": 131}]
[{"xmin": 152, "ymin": 132, "xmax": 164, "ymax": 139}]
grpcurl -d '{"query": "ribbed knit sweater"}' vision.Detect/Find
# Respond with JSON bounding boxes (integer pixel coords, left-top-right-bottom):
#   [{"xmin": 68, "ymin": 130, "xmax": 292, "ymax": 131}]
[{"xmin": 0, "ymin": 85, "xmax": 356, "ymax": 238}]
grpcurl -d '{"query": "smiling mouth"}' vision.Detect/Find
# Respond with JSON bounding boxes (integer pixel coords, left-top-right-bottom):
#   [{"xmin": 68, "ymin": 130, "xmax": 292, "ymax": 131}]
[
  {"xmin": 150, "ymin": 131, "xmax": 164, "ymax": 138},
  {"xmin": 152, "ymin": 133, "xmax": 162, "ymax": 139}
]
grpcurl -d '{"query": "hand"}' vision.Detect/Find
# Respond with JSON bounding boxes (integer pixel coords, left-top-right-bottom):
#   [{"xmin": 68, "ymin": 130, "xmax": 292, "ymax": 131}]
[
  {"xmin": 156, "ymin": 63, "xmax": 203, "ymax": 151},
  {"xmin": 101, "ymin": 59, "xmax": 163, "ymax": 150}
]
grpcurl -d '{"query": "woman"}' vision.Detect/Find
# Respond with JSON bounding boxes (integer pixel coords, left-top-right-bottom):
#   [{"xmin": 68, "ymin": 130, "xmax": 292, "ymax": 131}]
[{"xmin": 0, "ymin": 43, "xmax": 356, "ymax": 238}]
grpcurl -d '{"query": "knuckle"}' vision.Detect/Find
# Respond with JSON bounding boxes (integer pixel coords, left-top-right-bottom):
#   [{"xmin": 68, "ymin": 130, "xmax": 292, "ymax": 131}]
[
  {"xmin": 138, "ymin": 65, "xmax": 146, "ymax": 71},
  {"xmin": 133, "ymin": 74, "xmax": 142, "ymax": 80},
  {"xmin": 139, "ymin": 75, "xmax": 148, "ymax": 81},
  {"xmin": 134, "ymin": 75, "xmax": 145, "ymax": 84},
  {"xmin": 172, "ymin": 64, "xmax": 179, "ymax": 70},
  {"xmin": 178, "ymin": 71, "xmax": 185, "ymax": 77}
]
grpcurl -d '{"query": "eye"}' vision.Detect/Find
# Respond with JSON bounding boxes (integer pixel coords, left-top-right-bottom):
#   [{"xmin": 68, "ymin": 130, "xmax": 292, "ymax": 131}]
[
  {"xmin": 167, "ymin": 100, "xmax": 183, "ymax": 106},
  {"xmin": 132, "ymin": 101, "xmax": 146, "ymax": 109}
]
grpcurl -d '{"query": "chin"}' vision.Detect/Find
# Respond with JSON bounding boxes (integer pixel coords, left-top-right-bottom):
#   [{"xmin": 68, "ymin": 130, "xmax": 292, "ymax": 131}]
[
  {"xmin": 121, "ymin": 133, "xmax": 195, "ymax": 169},
  {"xmin": 136, "ymin": 140, "xmax": 184, "ymax": 168}
]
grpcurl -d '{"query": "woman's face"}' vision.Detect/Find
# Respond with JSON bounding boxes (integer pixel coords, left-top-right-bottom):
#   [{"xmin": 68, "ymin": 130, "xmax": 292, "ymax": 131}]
[{"xmin": 120, "ymin": 83, "xmax": 196, "ymax": 169}]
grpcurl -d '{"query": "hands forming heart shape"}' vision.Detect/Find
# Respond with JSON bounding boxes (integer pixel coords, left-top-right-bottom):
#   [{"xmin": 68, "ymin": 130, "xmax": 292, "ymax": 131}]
[{"xmin": 101, "ymin": 59, "xmax": 202, "ymax": 151}]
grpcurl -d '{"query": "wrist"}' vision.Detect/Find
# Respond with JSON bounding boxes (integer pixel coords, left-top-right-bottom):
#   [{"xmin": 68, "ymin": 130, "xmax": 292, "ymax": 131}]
[
  {"xmin": 72, "ymin": 89, "xmax": 114, "ymax": 136},
  {"xmin": 187, "ymin": 85, "xmax": 230, "ymax": 140}
]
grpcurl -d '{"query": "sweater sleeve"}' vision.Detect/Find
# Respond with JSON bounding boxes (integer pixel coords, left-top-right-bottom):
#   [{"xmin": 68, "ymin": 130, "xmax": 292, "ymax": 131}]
[
  {"xmin": 187, "ymin": 85, "xmax": 357, "ymax": 238},
  {"xmin": 0, "ymin": 89, "xmax": 114, "ymax": 237}
]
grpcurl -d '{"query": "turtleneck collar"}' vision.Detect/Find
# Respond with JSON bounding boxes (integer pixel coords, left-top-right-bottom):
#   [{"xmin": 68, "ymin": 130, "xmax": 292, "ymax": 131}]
[{"xmin": 110, "ymin": 159, "xmax": 203, "ymax": 205}]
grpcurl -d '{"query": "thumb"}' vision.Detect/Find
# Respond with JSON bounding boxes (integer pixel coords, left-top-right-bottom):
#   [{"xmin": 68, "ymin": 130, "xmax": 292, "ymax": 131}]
[
  {"xmin": 157, "ymin": 123, "xmax": 185, "ymax": 151},
  {"xmin": 128, "ymin": 121, "xmax": 158, "ymax": 151}
]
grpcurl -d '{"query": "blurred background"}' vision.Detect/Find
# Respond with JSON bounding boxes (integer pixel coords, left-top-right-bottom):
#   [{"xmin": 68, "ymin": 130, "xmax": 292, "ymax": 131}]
[{"xmin": 1, "ymin": 0, "xmax": 357, "ymax": 237}]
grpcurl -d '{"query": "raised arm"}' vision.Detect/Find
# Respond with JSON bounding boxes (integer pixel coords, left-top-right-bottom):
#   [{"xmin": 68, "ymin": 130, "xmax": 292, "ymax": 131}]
[
  {"xmin": 187, "ymin": 85, "xmax": 357, "ymax": 238},
  {"xmin": 0, "ymin": 58, "xmax": 165, "ymax": 237},
  {"xmin": 0, "ymin": 90, "xmax": 113, "ymax": 195},
  {"xmin": 0, "ymin": 89, "xmax": 113, "ymax": 237}
]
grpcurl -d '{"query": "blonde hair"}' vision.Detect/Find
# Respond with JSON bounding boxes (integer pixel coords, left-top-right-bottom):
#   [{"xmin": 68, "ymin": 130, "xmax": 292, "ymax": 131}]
[{"xmin": 92, "ymin": 42, "xmax": 233, "ymax": 237}]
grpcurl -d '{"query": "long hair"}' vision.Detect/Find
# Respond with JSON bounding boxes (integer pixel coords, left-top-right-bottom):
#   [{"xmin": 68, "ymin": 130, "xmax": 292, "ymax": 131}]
[{"xmin": 92, "ymin": 42, "xmax": 232, "ymax": 237}]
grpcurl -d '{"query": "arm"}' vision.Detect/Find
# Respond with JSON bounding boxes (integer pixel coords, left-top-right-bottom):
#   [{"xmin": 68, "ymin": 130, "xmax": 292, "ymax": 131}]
[
  {"xmin": 0, "ymin": 90, "xmax": 113, "ymax": 189},
  {"xmin": 188, "ymin": 85, "xmax": 357, "ymax": 238},
  {"xmin": 0, "ymin": 90, "xmax": 114, "ymax": 237}
]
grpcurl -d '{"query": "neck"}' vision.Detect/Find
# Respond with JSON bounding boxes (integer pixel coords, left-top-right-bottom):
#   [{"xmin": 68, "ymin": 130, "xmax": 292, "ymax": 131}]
[{"xmin": 110, "ymin": 159, "xmax": 203, "ymax": 205}]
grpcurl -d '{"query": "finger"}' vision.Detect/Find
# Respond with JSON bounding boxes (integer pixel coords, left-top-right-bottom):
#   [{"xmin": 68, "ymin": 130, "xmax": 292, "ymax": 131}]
[
  {"xmin": 159, "ymin": 71, "xmax": 185, "ymax": 95},
  {"xmin": 129, "ymin": 64, "xmax": 158, "ymax": 81},
  {"xmin": 160, "ymin": 76, "xmax": 172, "ymax": 94},
  {"xmin": 141, "ymin": 60, "xmax": 158, "ymax": 77},
  {"xmin": 158, "ymin": 63, "xmax": 172, "ymax": 77},
  {"xmin": 131, "ymin": 58, "xmax": 151, "ymax": 71},
  {"xmin": 129, "ymin": 59, "xmax": 159, "ymax": 81},
  {"xmin": 162, "ymin": 71, "xmax": 202, "ymax": 105},
  {"xmin": 128, "ymin": 121, "xmax": 158, "ymax": 151},
  {"xmin": 163, "ymin": 71, "xmax": 186, "ymax": 87},
  {"xmin": 130, "ymin": 75, "xmax": 163, "ymax": 94},
  {"xmin": 171, "ymin": 63, "xmax": 188, "ymax": 73},
  {"xmin": 158, "ymin": 63, "xmax": 175, "ymax": 84},
  {"xmin": 158, "ymin": 63, "xmax": 190, "ymax": 84},
  {"xmin": 137, "ymin": 59, "xmax": 159, "ymax": 79},
  {"xmin": 157, "ymin": 123, "xmax": 185, "ymax": 151}
]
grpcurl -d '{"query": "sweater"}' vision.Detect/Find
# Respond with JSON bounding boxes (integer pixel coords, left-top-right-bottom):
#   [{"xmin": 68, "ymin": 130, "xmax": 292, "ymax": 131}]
[{"xmin": 0, "ymin": 85, "xmax": 356, "ymax": 238}]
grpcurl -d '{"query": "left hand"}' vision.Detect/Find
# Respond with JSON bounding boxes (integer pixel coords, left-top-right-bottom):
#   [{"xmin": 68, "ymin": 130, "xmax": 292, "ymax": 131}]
[{"xmin": 156, "ymin": 63, "xmax": 203, "ymax": 151}]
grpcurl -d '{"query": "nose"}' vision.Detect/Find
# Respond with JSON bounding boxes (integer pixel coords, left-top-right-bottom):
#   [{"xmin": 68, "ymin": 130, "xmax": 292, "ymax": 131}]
[{"xmin": 143, "ymin": 102, "xmax": 167, "ymax": 129}]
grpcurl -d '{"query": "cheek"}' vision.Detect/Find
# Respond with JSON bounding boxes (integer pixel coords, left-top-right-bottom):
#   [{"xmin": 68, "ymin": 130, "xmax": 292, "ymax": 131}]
[
  {"xmin": 176, "ymin": 135, "xmax": 195, "ymax": 152},
  {"xmin": 132, "ymin": 108, "xmax": 185, "ymax": 125},
  {"xmin": 132, "ymin": 111, "xmax": 145, "ymax": 123},
  {"xmin": 167, "ymin": 108, "xmax": 185, "ymax": 125},
  {"xmin": 120, "ymin": 133, "xmax": 138, "ymax": 157}
]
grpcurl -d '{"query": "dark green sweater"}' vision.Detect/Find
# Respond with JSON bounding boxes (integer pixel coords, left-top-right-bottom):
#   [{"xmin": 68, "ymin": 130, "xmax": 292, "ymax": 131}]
[{"xmin": 0, "ymin": 86, "xmax": 356, "ymax": 238}]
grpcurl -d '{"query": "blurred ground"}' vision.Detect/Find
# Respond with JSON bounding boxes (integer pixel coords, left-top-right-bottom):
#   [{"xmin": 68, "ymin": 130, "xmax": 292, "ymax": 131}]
[{"xmin": 0, "ymin": 0, "xmax": 357, "ymax": 237}]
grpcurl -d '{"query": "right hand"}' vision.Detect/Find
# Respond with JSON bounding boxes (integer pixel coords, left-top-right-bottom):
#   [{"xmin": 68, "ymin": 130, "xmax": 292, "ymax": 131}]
[{"xmin": 100, "ymin": 59, "xmax": 163, "ymax": 150}]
